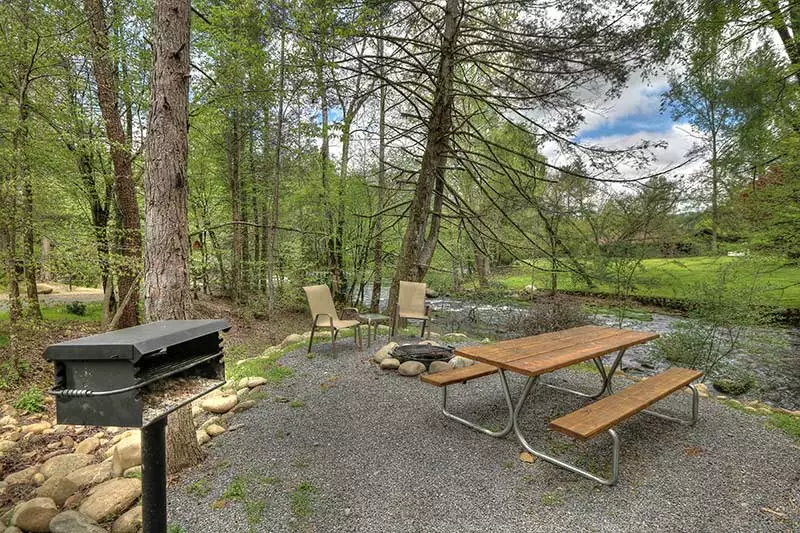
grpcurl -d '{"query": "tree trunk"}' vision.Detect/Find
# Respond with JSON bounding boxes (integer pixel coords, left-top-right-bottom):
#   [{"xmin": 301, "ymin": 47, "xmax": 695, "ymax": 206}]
[
  {"xmin": 228, "ymin": 109, "xmax": 244, "ymax": 303},
  {"xmin": 144, "ymin": 0, "xmax": 202, "ymax": 474},
  {"xmin": 267, "ymin": 29, "xmax": 286, "ymax": 312},
  {"xmin": 85, "ymin": 0, "xmax": 141, "ymax": 328},
  {"xmin": 17, "ymin": 102, "xmax": 41, "ymax": 319},
  {"xmin": 371, "ymin": 23, "xmax": 387, "ymax": 313},
  {"xmin": 388, "ymin": 0, "xmax": 460, "ymax": 315}
]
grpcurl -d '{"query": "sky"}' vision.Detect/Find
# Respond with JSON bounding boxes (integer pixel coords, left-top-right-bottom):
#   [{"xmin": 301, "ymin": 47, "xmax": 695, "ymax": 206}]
[{"xmin": 541, "ymin": 73, "xmax": 704, "ymax": 181}]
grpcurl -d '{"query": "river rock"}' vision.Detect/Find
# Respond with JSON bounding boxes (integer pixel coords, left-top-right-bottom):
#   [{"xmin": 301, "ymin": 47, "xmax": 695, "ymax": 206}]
[
  {"xmin": 196, "ymin": 429, "xmax": 210, "ymax": 445},
  {"xmin": 419, "ymin": 340, "xmax": 443, "ymax": 347},
  {"xmin": 236, "ymin": 387, "xmax": 250, "ymax": 400},
  {"xmin": 61, "ymin": 436, "xmax": 75, "ymax": 449},
  {"xmin": 0, "ymin": 440, "xmax": 17, "ymax": 453},
  {"xmin": 200, "ymin": 416, "xmax": 220, "ymax": 430},
  {"xmin": 112, "ymin": 505, "xmax": 142, "ymax": 533},
  {"xmin": 37, "ymin": 476, "xmax": 78, "ymax": 507},
  {"xmin": 0, "ymin": 416, "xmax": 17, "ymax": 426},
  {"xmin": 66, "ymin": 461, "xmax": 114, "ymax": 488},
  {"xmin": 428, "ymin": 361, "xmax": 451, "ymax": 374},
  {"xmin": 247, "ymin": 377, "xmax": 268, "ymax": 388},
  {"xmin": 373, "ymin": 342, "xmax": 398, "ymax": 364},
  {"xmin": 110, "ymin": 430, "xmax": 139, "ymax": 446},
  {"xmin": 5, "ymin": 466, "xmax": 38, "ymax": 485},
  {"xmin": 79, "ymin": 478, "xmax": 141, "ymax": 522},
  {"xmin": 42, "ymin": 454, "xmax": 94, "ymax": 479},
  {"xmin": 22, "ymin": 421, "xmax": 51, "ymax": 434},
  {"xmin": 112, "ymin": 434, "xmax": 141, "ymax": 476},
  {"xmin": 202, "ymin": 395, "xmax": 238, "ymax": 414},
  {"xmin": 449, "ymin": 356, "xmax": 474, "ymax": 369},
  {"xmin": 12, "ymin": 497, "xmax": 59, "ymax": 532},
  {"xmin": 75, "ymin": 437, "xmax": 100, "ymax": 455},
  {"xmin": 32, "ymin": 472, "xmax": 46, "ymax": 485},
  {"xmin": 206, "ymin": 424, "xmax": 225, "ymax": 437},
  {"xmin": 191, "ymin": 404, "xmax": 203, "ymax": 418},
  {"xmin": 49, "ymin": 510, "xmax": 106, "ymax": 533},
  {"xmin": 123, "ymin": 466, "xmax": 141, "ymax": 478},
  {"xmin": 3, "ymin": 527, "xmax": 22, "ymax": 533},
  {"xmin": 233, "ymin": 400, "xmax": 256, "ymax": 413},
  {"xmin": 379, "ymin": 357, "xmax": 401, "ymax": 370},
  {"xmin": 280, "ymin": 333, "xmax": 304, "ymax": 347},
  {"xmin": 398, "ymin": 361, "xmax": 426, "ymax": 377}
]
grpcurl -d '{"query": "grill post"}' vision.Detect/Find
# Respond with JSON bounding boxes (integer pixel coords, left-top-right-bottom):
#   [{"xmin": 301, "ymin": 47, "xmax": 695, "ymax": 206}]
[{"xmin": 142, "ymin": 417, "xmax": 167, "ymax": 533}]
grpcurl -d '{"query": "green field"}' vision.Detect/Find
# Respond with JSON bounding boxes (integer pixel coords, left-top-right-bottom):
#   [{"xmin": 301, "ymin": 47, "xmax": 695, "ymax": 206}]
[
  {"xmin": 0, "ymin": 302, "xmax": 103, "ymax": 325},
  {"xmin": 498, "ymin": 256, "xmax": 800, "ymax": 308}
]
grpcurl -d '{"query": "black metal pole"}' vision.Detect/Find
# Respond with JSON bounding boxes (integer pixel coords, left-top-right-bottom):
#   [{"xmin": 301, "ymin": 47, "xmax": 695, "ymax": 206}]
[{"xmin": 141, "ymin": 417, "xmax": 167, "ymax": 533}]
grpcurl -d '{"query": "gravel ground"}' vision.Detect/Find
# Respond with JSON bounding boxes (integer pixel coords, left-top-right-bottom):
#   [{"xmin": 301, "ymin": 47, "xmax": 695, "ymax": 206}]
[{"xmin": 168, "ymin": 337, "xmax": 800, "ymax": 532}]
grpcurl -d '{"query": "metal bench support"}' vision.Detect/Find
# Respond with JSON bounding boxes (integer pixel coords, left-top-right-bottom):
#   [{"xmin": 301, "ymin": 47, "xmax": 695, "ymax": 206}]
[{"xmin": 440, "ymin": 370, "xmax": 514, "ymax": 438}]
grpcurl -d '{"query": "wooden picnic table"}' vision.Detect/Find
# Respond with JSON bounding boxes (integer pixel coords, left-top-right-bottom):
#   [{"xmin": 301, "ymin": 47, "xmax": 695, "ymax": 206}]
[{"xmin": 423, "ymin": 324, "xmax": 703, "ymax": 485}]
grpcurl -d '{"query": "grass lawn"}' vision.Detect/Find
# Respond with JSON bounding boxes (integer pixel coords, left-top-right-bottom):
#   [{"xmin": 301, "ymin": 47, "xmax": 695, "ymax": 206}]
[
  {"xmin": 0, "ymin": 302, "xmax": 104, "ymax": 326},
  {"xmin": 498, "ymin": 256, "xmax": 800, "ymax": 308}
]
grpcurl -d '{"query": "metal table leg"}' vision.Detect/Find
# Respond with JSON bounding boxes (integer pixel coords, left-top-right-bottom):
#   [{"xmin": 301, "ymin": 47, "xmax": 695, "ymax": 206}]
[
  {"xmin": 439, "ymin": 370, "xmax": 515, "ymax": 438},
  {"xmin": 540, "ymin": 348, "xmax": 627, "ymax": 399},
  {"xmin": 500, "ymin": 370, "xmax": 621, "ymax": 486}
]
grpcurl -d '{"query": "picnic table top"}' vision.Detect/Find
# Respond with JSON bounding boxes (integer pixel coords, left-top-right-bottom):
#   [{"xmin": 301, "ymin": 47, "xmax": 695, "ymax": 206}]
[{"xmin": 454, "ymin": 325, "xmax": 659, "ymax": 378}]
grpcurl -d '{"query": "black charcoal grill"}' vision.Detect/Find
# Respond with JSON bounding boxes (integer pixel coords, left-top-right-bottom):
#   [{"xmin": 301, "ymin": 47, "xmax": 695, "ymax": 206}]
[
  {"xmin": 392, "ymin": 343, "xmax": 453, "ymax": 368},
  {"xmin": 44, "ymin": 319, "xmax": 230, "ymax": 533}
]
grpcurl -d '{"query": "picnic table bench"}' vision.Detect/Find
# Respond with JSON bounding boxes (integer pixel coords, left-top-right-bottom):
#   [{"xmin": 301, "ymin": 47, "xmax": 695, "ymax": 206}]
[{"xmin": 421, "ymin": 326, "xmax": 702, "ymax": 485}]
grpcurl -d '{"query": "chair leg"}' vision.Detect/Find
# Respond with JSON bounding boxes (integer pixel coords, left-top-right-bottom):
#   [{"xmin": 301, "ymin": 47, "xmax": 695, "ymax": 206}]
[
  {"xmin": 307, "ymin": 323, "xmax": 316, "ymax": 353},
  {"xmin": 332, "ymin": 329, "xmax": 338, "ymax": 355},
  {"xmin": 420, "ymin": 319, "xmax": 426, "ymax": 338},
  {"xmin": 390, "ymin": 309, "xmax": 396, "ymax": 337},
  {"xmin": 356, "ymin": 325, "xmax": 362, "ymax": 350}
]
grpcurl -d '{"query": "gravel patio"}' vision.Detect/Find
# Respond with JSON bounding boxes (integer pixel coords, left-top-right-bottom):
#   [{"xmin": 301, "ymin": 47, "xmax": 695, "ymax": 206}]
[{"xmin": 168, "ymin": 337, "xmax": 800, "ymax": 532}]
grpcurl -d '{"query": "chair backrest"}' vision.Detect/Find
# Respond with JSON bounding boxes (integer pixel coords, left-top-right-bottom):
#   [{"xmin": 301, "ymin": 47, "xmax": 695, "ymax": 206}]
[
  {"xmin": 303, "ymin": 285, "xmax": 338, "ymax": 324},
  {"xmin": 398, "ymin": 281, "xmax": 426, "ymax": 315}
]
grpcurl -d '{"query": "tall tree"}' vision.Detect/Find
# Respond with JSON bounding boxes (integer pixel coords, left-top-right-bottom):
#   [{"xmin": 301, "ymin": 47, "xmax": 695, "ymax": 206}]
[
  {"xmin": 144, "ymin": 0, "xmax": 202, "ymax": 473},
  {"xmin": 84, "ymin": 0, "xmax": 142, "ymax": 327}
]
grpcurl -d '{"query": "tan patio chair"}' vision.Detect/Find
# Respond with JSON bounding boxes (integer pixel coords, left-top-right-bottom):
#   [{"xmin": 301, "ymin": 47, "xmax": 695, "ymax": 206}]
[
  {"xmin": 303, "ymin": 285, "xmax": 362, "ymax": 354},
  {"xmin": 391, "ymin": 281, "xmax": 432, "ymax": 338}
]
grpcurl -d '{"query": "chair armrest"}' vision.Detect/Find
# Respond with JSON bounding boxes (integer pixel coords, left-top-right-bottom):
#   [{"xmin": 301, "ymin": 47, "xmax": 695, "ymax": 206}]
[{"xmin": 314, "ymin": 313, "xmax": 335, "ymax": 329}]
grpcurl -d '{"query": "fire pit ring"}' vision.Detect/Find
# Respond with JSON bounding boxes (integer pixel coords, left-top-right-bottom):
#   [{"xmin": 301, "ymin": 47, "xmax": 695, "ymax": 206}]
[{"xmin": 391, "ymin": 344, "xmax": 453, "ymax": 369}]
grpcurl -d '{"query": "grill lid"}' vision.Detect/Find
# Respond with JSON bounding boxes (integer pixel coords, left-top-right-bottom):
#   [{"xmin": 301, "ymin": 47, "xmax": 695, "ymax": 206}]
[{"xmin": 44, "ymin": 319, "xmax": 230, "ymax": 363}]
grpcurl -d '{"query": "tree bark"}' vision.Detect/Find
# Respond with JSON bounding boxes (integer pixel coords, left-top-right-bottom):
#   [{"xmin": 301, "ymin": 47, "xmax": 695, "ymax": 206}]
[
  {"xmin": 388, "ymin": 0, "xmax": 460, "ymax": 316},
  {"xmin": 144, "ymin": 0, "xmax": 202, "ymax": 474},
  {"xmin": 84, "ymin": 0, "xmax": 141, "ymax": 328},
  {"xmin": 227, "ymin": 109, "xmax": 244, "ymax": 303},
  {"xmin": 371, "ymin": 22, "xmax": 387, "ymax": 313},
  {"xmin": 267, "ymin": 28, "xmax": 286, "ymax": 312}
]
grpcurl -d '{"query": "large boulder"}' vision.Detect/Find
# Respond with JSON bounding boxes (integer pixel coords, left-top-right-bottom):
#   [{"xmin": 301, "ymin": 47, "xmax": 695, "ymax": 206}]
[
  {"xmin": 112, "ymin": 506, "xmax": 142, "ymax": 533},
  {"xmin": 74, "ymin": 437, "xmax": 100, "ymax": 455},
  {"xmin": 398, "ymin": 361, "xmax": 426, "ymax": 377},
  {"xmin": 280, "ymin": 333, "xmax": 304, "ymax": 347},
  {"xmin": 41, "ymin": 454, "xmax": 94, "ymax": 479},
  {"xmin": 36, "ymin": 476, "xmax": 78, "ymax": 507},
  {"xmin": 111, "ymin": 434, "xmax": 141, "ymax": 476},
  {"xmin": 79, "ymin": 478, "xmax": 142, "ymax": 522},
  {"xmin": 66, "ymin": 462, "xmax": 114, "ymax": 488},
  {"xmin": 12, "ymin": 497, "xmax": 59, "ymax": 533},
  {"xmin": 373, "ymin": 342, "xmax": 398, "ymax": 364},
  {"xmin": 49, "ymin": 510, "xmax": 106, "ymax": 533},
  {"xmin": 428, "ymin": 361, "xmax": 451, "ymax": 374},
  {"xmin": 201, "ymin": 395, "xmax": 238, "ymax": 414},
  {"xmin": 4, "ymin": 466, "xmax": 38, "ymax": 485},
  {"xmin": 379, "ymin": 357, "xmax": 400, "ymax": 370}
]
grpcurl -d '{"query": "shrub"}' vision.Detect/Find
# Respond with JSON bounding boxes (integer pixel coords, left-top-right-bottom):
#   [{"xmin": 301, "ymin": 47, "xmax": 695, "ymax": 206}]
[
  {"xmin": 654, "ymin": 261, "xmax": 782, "ymax": 378},
  {"xmin": 65, "ymin": 301, "xmax": 87, "ymax": 316},
  {"xmin": 14, "ymin": 386, "xmax": 46, "ymax": 414},
  {"xmin": 505, "ymin": 295, "xmax": 590, "ymax": 336}
]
